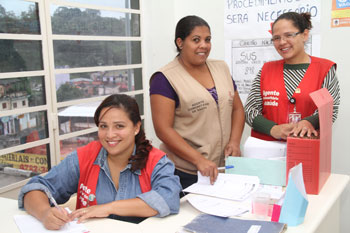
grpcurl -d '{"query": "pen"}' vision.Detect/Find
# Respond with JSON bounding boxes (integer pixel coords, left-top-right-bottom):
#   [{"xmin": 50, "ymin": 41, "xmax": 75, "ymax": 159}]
[
  {"xmin": 45, "ymin": 190, "xmax": 63, "ymax": 213},
  {"xmin": 217, "ymin": 165, "xmax": 234, "ymax": 170}
]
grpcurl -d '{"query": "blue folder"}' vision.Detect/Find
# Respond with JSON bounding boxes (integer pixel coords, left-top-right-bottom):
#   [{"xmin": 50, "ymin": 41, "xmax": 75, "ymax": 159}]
[
  {"xmin": 183, "ymin": 214, "xmax": 287, "ymax": 233},
  {"xmin": 225, "ymin": 156, "xmax": 286, "ymax": 186}
]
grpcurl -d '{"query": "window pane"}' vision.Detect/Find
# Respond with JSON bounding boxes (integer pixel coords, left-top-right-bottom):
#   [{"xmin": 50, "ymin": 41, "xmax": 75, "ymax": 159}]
[
  {"xmin": 60, "ymin": 132, "xmax": 98, "ymax": 160},
  {"xmin": 53, "ymin": 40, "xmax": 141, "ymax": 69},
  {"xmin": 0, "ymin": 0, "xmax": 40, "ymax": 34},
  {"xmin": 0, "ymin": 40, "xmax": 43, "ymax": 72},
  {"xmin": 58, "ymin": 102, "xmax": 99, "ymax": 135},
  {"xmin": 0, "ymin": 76, "xmax": 46, "ymax": 108},
  {"xmin": 51, "ymin": 6, "xmax": 140, "ymax": 36},
  {"xmin": 135, "ymin": 93, "xmax": 143, "ymax": 116},
  {"xmin": 63, "ymin": 0, "xmax": 139, "ymax": 9},
  {"xmin": 55, "ymin": 68, "xmax": 142, "ymax": 102},
  {"xmin": 0, "ymin": 111, "xmax": 48, "ymax": 149},
  {"xmin": 0, "ymin": 144, "xmax": 50, "ymax": 188}
]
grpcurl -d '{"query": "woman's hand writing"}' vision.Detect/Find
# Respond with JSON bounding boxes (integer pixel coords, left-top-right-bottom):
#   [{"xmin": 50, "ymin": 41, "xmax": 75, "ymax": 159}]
[{"xmin": 41, "ymin": 207, "xmax": 70, "ymax": 230}]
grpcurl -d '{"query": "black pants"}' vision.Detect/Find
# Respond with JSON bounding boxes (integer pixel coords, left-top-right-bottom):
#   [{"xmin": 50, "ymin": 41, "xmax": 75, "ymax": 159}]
[{"xmin": 175, "ymin": 169, "xmax": 198, "ymax": 198}]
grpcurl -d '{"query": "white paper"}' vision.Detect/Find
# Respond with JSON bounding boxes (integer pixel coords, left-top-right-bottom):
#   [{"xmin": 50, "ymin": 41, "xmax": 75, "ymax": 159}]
[
  {"xmin": 289, "ymin": 163, "xmax": 308, "ymax": 199},
  {"xmin": 14, "ymin": 208, "xmax": 89, "ymax": 233},
  {"xmin": 257, "ymin": 184, "xmax": 284, "ymax": 200},
  {"xmin": 187, "ymin": 194, "xmax": 249, "ymax": 218},
  {"xmin": 184, "ymin": 172, "xmax": 259, "ymax": 201},
  {"xmin": 243, "ymin": 136, "xmax": 287, "ymax": 159}
]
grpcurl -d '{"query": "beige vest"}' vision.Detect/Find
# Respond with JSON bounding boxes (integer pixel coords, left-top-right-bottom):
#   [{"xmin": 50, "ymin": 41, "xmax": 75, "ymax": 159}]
[{"xmin": 159, "ymin": 57, "xmax": 234, "ymax": 174}]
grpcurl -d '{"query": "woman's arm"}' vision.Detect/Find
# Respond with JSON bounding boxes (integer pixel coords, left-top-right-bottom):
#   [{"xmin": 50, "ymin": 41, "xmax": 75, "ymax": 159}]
[
  {"xmin": 19, "ymin": 152, "xmax": 80, "ymax": 229},
  {"xmin": 71, "ymin": 197, "xmax": 157, "ymax": 223},
  {"xmin": 291, "ymin": 64, "xmax": 340, "ymax": 138},
  {"xmin": 71, "ymin": 156, "xmax": 181, "ymax": 222},
  {"xmin": 24, "ymin": 190, "xmax": 70, "ymax": 230},
  {"xmin": 245, "ymin": 70, "xmax": 294, "ymax": 139},
  {"xmin": 244, "ymin": 70, "xmax": 264, "ymax": 127},
  {"xmin": 150, "ymin": 94, "xmax": 218, "ymax": 184},
  {"xmin": 224, "ymin": 90, "xmax": 245, "ymax": 157}
]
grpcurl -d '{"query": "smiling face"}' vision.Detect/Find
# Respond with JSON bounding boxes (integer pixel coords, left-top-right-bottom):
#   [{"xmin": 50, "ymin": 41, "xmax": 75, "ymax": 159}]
[
  {"xmin": 97, "ymin": 107, "xmax": 140, "ymax": 158},
  {"xmin": 272, "ymin": 19, "xmax": 309, "ymax": 64},
  {"xmin": 176, "ymin": 25, "xmax": 211, "ymax": 67}
]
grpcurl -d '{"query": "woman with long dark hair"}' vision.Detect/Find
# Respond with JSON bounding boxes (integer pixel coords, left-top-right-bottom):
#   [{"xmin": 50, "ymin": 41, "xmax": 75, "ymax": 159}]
[{"xmin": 18, "ymin": 94, "xmax": 181, "ymax": 230}]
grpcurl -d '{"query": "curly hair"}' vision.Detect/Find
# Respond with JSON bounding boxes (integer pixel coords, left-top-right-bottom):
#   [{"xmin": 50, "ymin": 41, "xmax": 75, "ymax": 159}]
[
  {"xmin": 94, "ymin": 94, "xmax": 152, "ymax": 171},
  {"xmin": 272, "ymin": 12, "xmax": 313, "ymax": 33}
]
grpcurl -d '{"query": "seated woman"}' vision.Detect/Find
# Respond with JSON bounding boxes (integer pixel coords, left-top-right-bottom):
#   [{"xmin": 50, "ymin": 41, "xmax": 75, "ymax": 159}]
[{"xmin": 18, "ymin": 94, "xmax": 181, "ymax": 230}]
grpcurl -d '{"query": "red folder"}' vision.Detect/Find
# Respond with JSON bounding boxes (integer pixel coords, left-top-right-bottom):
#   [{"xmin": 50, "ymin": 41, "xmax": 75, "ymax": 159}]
[{"xmin": 286, "ymin": 88, "xmax": 333, "ymax": 194}]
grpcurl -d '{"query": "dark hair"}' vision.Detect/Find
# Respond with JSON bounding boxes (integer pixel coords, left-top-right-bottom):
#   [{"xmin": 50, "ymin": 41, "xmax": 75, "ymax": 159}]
[
  {"xmin": 94, "ymin": 94, "xmax": 152, "ymax": 171},
  {"xmin": 272, "ymin": 12, "xmax": 312, "ymax": 33},
  {"xmin": 174, "ymin": 15, "xmax": 210, "ymax": 53}
]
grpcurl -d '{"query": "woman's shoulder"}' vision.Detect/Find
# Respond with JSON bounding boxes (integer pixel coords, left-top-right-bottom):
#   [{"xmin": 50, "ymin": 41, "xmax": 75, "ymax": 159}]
[
  {"xmin": 206, "ymin": 58, "xmax": 227, "ymax": 66},
  {"xmin": 158, "ymin": 57, "xmax": 181, "ymax": 72},
  {"xmin": 310, "ymin": 56, "xmax": 336, "ymax": 66}
]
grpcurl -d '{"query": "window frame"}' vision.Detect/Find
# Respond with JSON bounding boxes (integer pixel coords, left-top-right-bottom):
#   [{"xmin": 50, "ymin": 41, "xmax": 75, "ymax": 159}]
[{"xmin": 0, "ymin": 0, "xmax": 144, "ymax": 193}]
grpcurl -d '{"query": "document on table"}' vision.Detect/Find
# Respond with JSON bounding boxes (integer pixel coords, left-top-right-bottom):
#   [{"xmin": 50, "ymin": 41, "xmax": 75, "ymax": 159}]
[
  {"xmin": 183, "ymin": 172, "xmax": 259, "ymax": 201},
  {"xmin": 186, "ymin": 194, "xmax": 250, "ymax": 217},
  {"xmin": 14, "ymin": 208, "xmax": 89, "ymax": 233}
]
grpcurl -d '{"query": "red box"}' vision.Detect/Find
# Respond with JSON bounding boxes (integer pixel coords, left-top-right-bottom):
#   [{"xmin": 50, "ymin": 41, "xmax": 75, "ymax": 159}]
[{"xmin": 286, "ymin": 88, "xmax": 333, "ymax": 194}]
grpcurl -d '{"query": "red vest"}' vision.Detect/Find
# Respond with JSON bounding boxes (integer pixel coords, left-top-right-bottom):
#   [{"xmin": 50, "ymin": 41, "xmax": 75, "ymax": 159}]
[
  {"xmin": 251, "ymin": 56, "xmax": 335, "ymax": 141},
  {"xmin": 75, "ymin": 141, "xmax": 165, "ymax": 209}
]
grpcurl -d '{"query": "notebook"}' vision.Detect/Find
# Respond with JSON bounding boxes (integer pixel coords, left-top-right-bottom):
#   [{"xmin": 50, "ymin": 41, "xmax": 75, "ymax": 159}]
[{"xmin": 182, "ymin": 214, "xmax": 287, "ymax": 233}]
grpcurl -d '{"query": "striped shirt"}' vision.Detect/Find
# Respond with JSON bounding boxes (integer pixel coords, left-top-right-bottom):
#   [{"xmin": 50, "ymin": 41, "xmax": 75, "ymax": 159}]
[{"xmin": 244, "ymin": 63, "xmax": 340, "ymax": 130}]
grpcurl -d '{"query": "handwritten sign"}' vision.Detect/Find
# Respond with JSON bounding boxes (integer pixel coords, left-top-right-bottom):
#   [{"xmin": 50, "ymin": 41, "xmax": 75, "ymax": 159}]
[
  {"xmin": 224, "ymin": 0, "xmax": 320, "ymax": 104},
  {"xmin": 226, "ymin": 38, "xmax": 312, "ymax": 103}
]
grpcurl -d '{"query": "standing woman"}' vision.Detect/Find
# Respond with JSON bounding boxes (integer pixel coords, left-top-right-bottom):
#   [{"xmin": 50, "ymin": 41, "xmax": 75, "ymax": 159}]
[
  {"xmin": 18, "ymin": 94, "xmax": 181, "ymax": 230},
  {"xmin": 245, "ymin": 12, "xmax": 340, "ymax": 141},
  {"xmin": 150, "ymin": 15, "xmax": 245, "ymax": 189}
]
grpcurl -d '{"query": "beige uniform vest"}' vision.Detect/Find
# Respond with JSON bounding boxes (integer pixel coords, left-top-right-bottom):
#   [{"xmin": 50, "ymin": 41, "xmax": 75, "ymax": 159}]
[{"xmin": 159, "ymin": 57, "xmax": 234, "ymax": 174}]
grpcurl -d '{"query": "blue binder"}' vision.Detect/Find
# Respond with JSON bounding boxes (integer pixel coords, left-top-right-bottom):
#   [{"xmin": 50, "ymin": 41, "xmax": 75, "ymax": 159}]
[{"xmin": 183, "ymin": 214, "xmax": 287, "ymax": 233}]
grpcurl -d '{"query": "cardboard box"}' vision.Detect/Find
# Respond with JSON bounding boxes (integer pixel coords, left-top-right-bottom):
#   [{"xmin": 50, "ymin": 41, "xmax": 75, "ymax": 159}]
[{"xmin": 286, "ymin": 88, "xmax": 333, "ymax": 194}]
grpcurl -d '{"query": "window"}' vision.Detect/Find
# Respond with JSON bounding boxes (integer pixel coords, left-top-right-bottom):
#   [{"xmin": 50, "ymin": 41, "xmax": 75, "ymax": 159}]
[{"xmin": 0, "ymin": 0, "xmax": 142, "ymax": 192}]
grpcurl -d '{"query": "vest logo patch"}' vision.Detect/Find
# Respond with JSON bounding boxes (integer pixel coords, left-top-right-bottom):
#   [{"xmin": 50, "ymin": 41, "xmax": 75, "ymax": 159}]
[
  {"xmin": 263, "ymin": 90, "xmax": 279, "ymax": 107},
  {"xmin": 187, "ymin": 100, "xmax": 209, "ymax": 113},
  {"xmin": 78, "ymin": 183, "xmax": 93, "ymax": 207}
]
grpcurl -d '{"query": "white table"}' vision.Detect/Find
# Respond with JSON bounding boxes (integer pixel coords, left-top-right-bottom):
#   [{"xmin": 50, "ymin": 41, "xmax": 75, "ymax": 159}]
[{"xmin": 0, "ymin": 173, "xmax": 348, "ymax": 233}]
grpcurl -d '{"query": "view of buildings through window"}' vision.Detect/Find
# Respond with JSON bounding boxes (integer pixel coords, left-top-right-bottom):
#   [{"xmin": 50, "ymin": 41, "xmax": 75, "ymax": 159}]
[{"xmin": 0, "ymin": 0, "xmax": 142, "ymax": 191}]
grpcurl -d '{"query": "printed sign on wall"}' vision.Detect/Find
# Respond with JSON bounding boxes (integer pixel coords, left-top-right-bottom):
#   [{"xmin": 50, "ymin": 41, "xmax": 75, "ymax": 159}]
[
  {"xmin": 224, "ymin": 0, "xmax": 321, "ymax": 103},
  {"xmin": 331, "ymin": 0, "xmax": 350, "ymax": 27}
]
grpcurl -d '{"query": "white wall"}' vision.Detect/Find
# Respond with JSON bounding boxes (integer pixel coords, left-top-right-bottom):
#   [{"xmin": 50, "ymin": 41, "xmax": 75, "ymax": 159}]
[{"xmin": 143, "ymin": 0, "xmax": 350, "ymax": 232}]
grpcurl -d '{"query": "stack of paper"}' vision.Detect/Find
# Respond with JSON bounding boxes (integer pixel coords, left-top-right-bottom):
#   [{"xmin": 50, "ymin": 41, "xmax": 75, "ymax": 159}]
[
  {"xmin": 183, "ymin": 172, "xmax": 259, "ymax": 201},
  {"xmin": 244, "ymin": 136, "xmax": 286, "ymax": 159}
]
